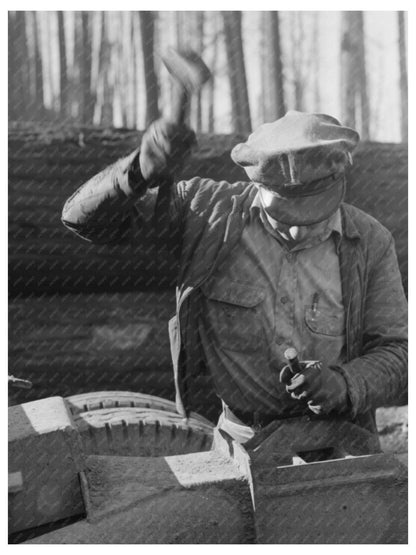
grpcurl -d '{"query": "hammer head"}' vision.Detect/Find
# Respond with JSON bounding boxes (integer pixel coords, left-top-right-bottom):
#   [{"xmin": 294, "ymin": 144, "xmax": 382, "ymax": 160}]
[{"xmin": 161, "ymin": 48, "xmax": 211, "ymax": 93}]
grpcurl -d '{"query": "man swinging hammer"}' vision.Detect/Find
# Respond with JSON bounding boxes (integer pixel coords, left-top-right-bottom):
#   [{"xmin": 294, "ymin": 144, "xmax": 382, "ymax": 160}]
[{"xmin": 62, "ymin": 52, "xmax": 407, "ymax": 446}]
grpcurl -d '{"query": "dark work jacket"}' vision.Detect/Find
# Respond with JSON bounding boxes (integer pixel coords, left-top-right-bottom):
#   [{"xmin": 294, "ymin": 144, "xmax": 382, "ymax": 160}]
[{"xmin": 62, "ymin": 151, "xmax": 408, "ymax": 437}]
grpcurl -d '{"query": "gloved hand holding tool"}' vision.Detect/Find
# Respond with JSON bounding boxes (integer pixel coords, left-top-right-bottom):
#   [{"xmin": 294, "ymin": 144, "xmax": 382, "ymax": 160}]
[
  {"xmin": 139, "ymin": 119, "xmax": 196, "ymax": 187},
  {"xmin": 139, "ymin": 48, "xmax": 211, "ymax": 187},
  {"xmin": 280, "ymin": 347, "xmax": 349, "ymax": 415}
]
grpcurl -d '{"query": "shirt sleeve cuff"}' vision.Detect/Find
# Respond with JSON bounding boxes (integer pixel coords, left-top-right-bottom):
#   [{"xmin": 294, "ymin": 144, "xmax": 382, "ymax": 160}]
[
  {"xmin": 330, "ymin": 364, "xmax": 362, "ymax": 419},
  {"xmin": 116, "ymin": 148, "xmax": 148, "ymax": 198}
]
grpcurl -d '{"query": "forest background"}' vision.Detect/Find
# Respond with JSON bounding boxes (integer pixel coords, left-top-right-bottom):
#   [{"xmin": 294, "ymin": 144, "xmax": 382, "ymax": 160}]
[{"xmin": 8, "ymin": 11, "xmax": 408, "ymax": 141}]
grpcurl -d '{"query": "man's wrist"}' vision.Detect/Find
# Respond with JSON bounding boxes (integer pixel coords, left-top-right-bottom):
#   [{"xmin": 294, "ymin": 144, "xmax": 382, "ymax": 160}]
[
  {"xmin": 126, "ymin": 149, "xmax": 149, "ymax": 196},
  {"xmin": 330, "ymin": 367, "xmax": 352, "ymax": 414}
]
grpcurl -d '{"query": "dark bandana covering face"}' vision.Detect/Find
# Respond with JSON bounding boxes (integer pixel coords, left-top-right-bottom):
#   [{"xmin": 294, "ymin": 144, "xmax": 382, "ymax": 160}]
[
  {"xmin": 258, "ymin": 186, "xmax": 340, "ymax": 244},
  {"xmin": 254, "ymin": 176, "xmax": 347, "ymax": 227}
]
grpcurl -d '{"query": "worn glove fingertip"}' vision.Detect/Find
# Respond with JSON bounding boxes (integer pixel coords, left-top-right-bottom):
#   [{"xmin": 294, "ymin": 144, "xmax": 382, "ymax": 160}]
[
  {"xmin": 286, "ymin": 373, "xmax": 306, "ymax": 392},
  {"xmin": 307, "ymin": 401, "xmax": 325, "ymax": 415}
]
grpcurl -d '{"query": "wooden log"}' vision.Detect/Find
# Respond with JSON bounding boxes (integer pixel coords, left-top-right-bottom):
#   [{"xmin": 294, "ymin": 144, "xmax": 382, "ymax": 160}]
[
  {"xmin": 344, "ymin": 142, "xmax": 408, "ymax": 290},
  {"xmin": 9, "ymin": 123, "xmax": 407, "ymax": 295},
  {"xmin": 9, "ymin": 290, "xmax": 174, "ymax": 397}
]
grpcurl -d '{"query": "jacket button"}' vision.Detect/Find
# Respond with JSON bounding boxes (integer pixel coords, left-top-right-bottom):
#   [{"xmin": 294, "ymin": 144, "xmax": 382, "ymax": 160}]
[{"xmin": 280, "ymin": 296, "xmax": 289, "ymax": 304}]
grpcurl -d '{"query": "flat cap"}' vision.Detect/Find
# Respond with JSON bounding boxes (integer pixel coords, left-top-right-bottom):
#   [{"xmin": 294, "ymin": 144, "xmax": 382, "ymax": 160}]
[{"xmin": 231, "ymin": 111, "xmax": 360, "ymax": 190}]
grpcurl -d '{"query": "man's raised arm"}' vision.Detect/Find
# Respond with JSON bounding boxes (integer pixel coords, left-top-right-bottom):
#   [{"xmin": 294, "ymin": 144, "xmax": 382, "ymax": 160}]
[{"xmin": 61, "ymin": 119, "xmax": 196, "ymax": 245}]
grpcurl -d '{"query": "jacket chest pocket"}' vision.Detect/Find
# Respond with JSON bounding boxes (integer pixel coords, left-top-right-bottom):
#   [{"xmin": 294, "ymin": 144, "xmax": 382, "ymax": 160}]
[
  {"xmin": 304, "ymin": 307, "xmax": 345, "ymax": 337},
  {"xmin": 201, "ymin": 280, "xmax": 266, "ymax": 353}
]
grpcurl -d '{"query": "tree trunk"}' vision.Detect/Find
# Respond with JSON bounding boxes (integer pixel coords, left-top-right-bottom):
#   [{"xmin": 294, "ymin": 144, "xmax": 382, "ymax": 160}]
[
  {"xmin": 139, "ymin": 11, "xmax": 159, "ymax": 126},
  {"xmin": 340, "ymin": 11, "xmax": 357, "ymax": 129},
  {"xmin": 207, "ymin": 13, "xmax": 218, "ymax": 133},
  {"xmin": 46, "ymin": 12, "xmax": 57, "ymax": 113},
  {"xmin": 8, "ymin": 12, "xmax": 19, "ymax": 120},
  {"xmin": 75, "ymin": 12, "xmax": 94, "ymax": 124},
  {"xmin": 26, "ymin": 12, "xmax": 44, "ymax": 119},
  {"xmin": 262, "ymin": 11, "xmax": 285, "ymax": 121},
  {"xmin": 123, "ymin": 13, "xmax": 135, "ymax": 128},
  {"xmin": 90, "ymin": 12, "xmax": 101, "ymax": 126},
  {"xmin": 175, "ymin": 11, "xmax": 184, "ymax": 49},
  {"xmin": 81, "ymin": 12, "xmax": 94, "ymax": 124},
  {"xmin": 66, "ymin": 14, "xmax": 77, "ymax": 119},
  {"xmin": 74, "ymin": 13, "xmax": 83, "ymax": 121},
  {"xmin": 33, "ymin": 12, "xmax": 44, "ymax": 117},
  {"xmin": 355, "ymin": 12, "xmax": 370, "ymax": 139},
  {"xmin": 312, "ymin": 12, "xmax": 321, "ymax": 112},
  {"xmin": 222, "ymin": 11, "xmax": 251, "ymax": 133},
  {"xmin": 98, "ymin": 13, "xmax": 114, "ymax": 127},
  {"xmin": 397, "ymin": 11, "xmax": 408, "ymax": 142},
  {"xmin": 259, "ymin": 14, "xmax": 267, "ymax": 123},
  {"xmin": 58, "ymin": 11, "xmax": 69, "ymax": 118},
  {"xmin": 290, "ymin": 13, "xmax": 305, "ymax": 111},
  {"xmin": 9, "ymin": 12, "xmax": 30, "ymax": 120},
  {"xmin": 130, "ymin": 14, "xmax": 138, "ymax": 129},
  {"xmin": 340, "ymin": 11, "xmax": 370, "ymax": 137},
  {"xmin": 194, "ymin": 12, "xmax": 205, "ymax": 131},
  {"xmin": 223, "ymin": 16, "xmax": 240, "ymax": 130},
  {"xmin": 116, "ymin": 13, "xmax": 128, "ymax": 128}
]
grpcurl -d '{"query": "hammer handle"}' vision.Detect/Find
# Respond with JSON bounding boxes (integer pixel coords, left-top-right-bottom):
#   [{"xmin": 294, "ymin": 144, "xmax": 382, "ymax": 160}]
[
  {"xmin": 284, "ymin": 348, "xmax": 303, "ymax": 375},
  {"xmin": 171, "ymin": 85, "xmax": 190, "ymax": 125}
]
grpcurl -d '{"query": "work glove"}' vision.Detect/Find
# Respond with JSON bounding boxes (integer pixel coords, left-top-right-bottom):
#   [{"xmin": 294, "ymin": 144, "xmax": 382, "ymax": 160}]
[
  {"xmin": 139, "ymin": 118, "xmax": 196, "ymax": 186},
  {"xmin": 279, "ymin": 360, "xmax": 349, "ymax": 415}
]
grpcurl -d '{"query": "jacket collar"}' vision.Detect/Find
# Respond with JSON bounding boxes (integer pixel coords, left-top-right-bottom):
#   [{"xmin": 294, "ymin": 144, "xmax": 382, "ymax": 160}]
[{"xmin": 340, "ymin": 203, "xmax": 361, "ymax": 240}]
